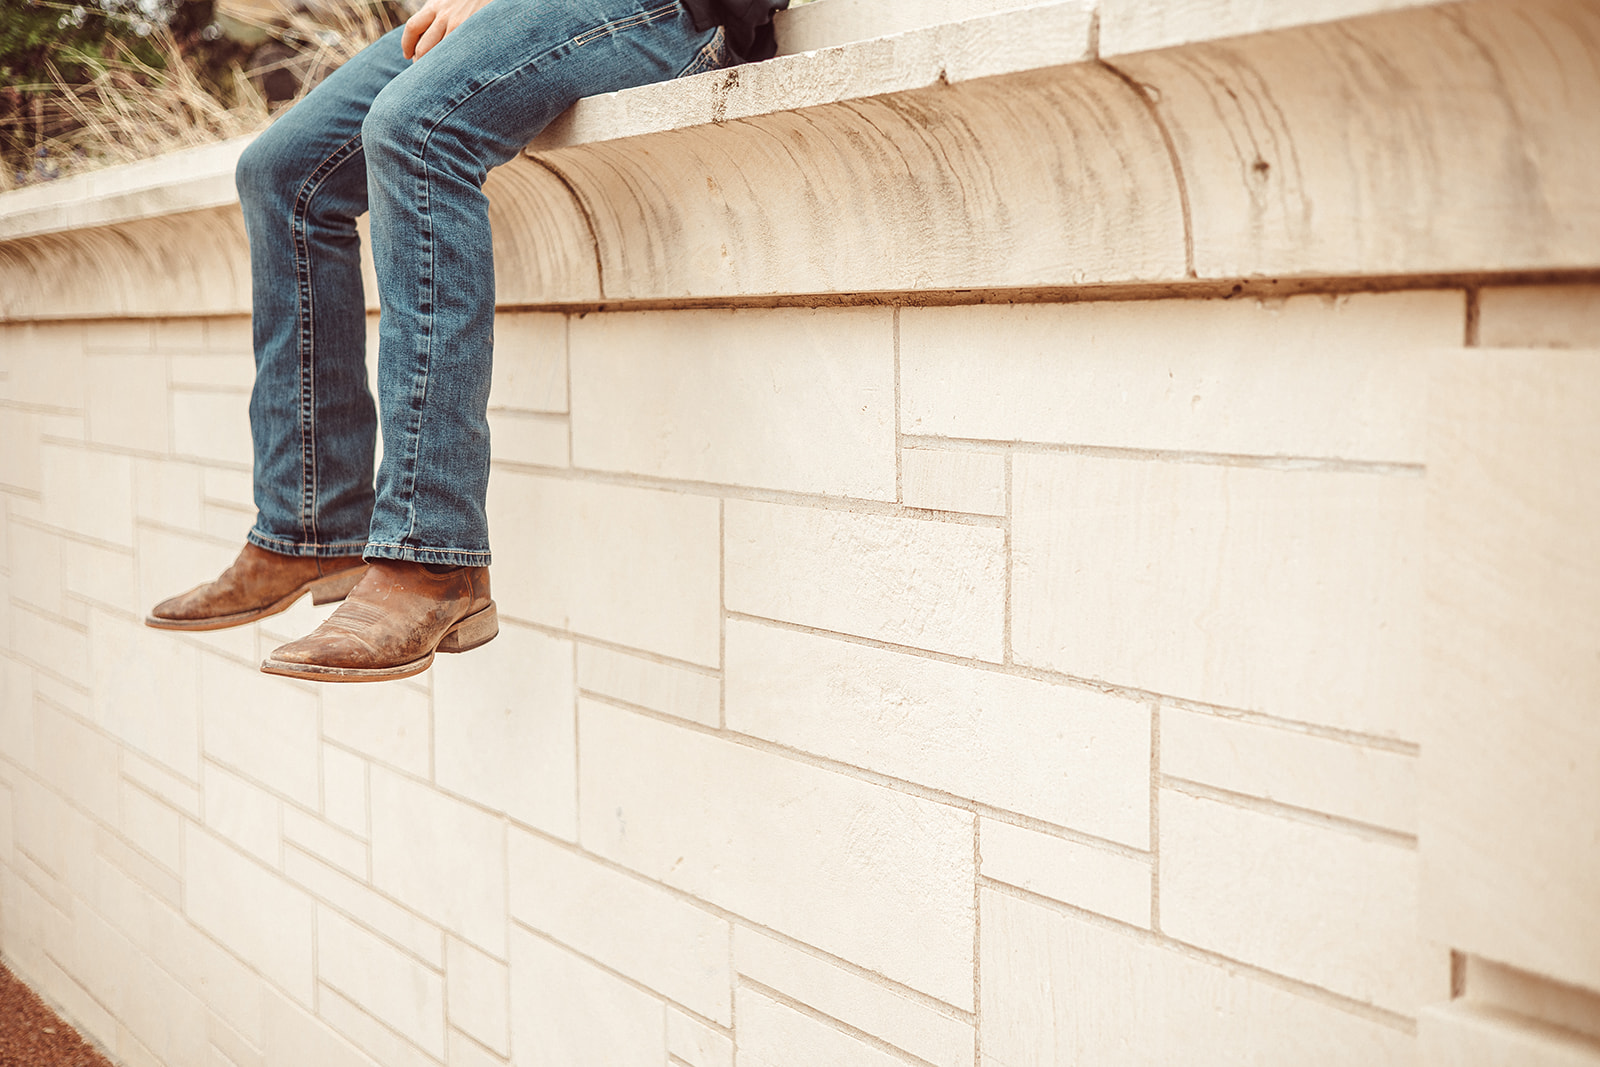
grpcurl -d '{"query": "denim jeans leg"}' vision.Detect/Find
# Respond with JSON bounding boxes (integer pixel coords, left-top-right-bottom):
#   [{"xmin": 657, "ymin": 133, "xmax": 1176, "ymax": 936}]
[
  {"xmin": 236, "ymin": 31, "xmax": 409, "ymax": 558},
  {"xmin": 360, "ymin": 0, "xmax": 726, "ymax": 567}
]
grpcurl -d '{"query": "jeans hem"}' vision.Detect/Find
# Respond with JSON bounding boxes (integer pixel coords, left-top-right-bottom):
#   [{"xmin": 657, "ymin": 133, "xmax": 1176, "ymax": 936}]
[
  {"xmin": 248, "ymin": 528, "xmax": 370, "ymax": 557},
  {"xmin": 363, "ymin": 542, "xmax": 492, "ymax": 568}
]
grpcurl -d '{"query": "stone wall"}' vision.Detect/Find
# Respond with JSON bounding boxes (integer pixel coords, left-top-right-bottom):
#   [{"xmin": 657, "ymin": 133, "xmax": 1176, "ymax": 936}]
[{"xmin": 1, "ymin": 1, "xmax": 1598, "ymax": 1066}]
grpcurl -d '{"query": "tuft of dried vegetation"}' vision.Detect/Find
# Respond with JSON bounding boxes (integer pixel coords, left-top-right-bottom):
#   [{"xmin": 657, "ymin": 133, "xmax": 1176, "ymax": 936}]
[{"xmin": 1, "ymin": 0, "xmax": 397, "ymax": 192}]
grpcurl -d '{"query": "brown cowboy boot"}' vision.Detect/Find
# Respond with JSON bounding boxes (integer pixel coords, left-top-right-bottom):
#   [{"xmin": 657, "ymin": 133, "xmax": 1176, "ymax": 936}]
[
  {"xmin": 259, "ymin": 560, "xmax": 498, "ymax": 682},
  {"xmin": 145, "ymin": 543, "xmax": 367, "ymax": 631}
]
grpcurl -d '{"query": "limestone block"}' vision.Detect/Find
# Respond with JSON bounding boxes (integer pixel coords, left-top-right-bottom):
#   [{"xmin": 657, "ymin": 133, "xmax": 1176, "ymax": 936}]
[
  {"xmin": 447, "ymin": 1030, "xmax": 507, "ymax": 1067},
  {"xmin": 86, "ymin": 354, "xmax": 169, "ymax": 453},
  {"xmin": 569, "ymin": 308, "xmax": 895, "ymax": 499},
  {"xmin": 735, "ymin": 986, "xmax": 907, "ymax": 1067},
  {"xmin": 508, "ymin": 928, "xmax": 665, "ymax": 1067},
  {"xmin": 202, "ymin": 465, "xmax": 254, "ymax": 511},
  {"xmin": 199, "ymin": 653, "xmax": 319, "ymax": 808},
  {"xmin": 508, "ymin": 829, "xmax": 731, "ymax": 1025},
  {"xmin": 773, "ymin": 0, "xmax": 1054, "ymax": 56},
  {"xmin": 531, "ymin": 4, "xmax": 1183, "ymax": 299},
  {"xmin": 90, "ymin": 858, "xmax": 265, "ymax": 1046},
  {"xmin": 901, "ymin": 292, "xmax": 1462, "ymax": 463},
  {"xmin": 1162, "ymin": 707, "xmax": 1417, "ymax": 834},
  {"xmin": 118, "ymin": 781, "xmax": 182, "ymax": 873},
  {"xmin": 8, "ymin": 519, "xmax": 63, "ymax": 614},
  {"xmin": 1, "ymin": 321, "xmax": 85, "ymax": 406},
  {"xmin": 121, "ymin": 750, "xmax": 201, "ymax": 817},
  {"xmin": 1421, "ymin": 347, "xmax": 1600, "ymax": 993},
  {"xmin": 134, "ymin": 458, "xmax": 205, "ymax": 529},
  {"xmin": 1421, "ymin": 1002, "xmax": 1600, "ymax": 1067},
  {"xmin": 0, "ymin": 781, "xmax": 13, "ymax": 865},
  {"xmin": 321, "ymin": 744, "xmax": 367, "ymax": 838},
  {"xmin": 11, "ymin": 602, "xmax": 89, "ymax": 685},
  {"xmin": 433, "ymin": 623, "xmax": 577, "ymax": 840},
  {"xmin": 669, "ymin": 1009, "xmax": 733, "ymax": 1067},
  {"xmin": 70, "ymin": 905, "xmax": 210, "ymax": 1067},
  {"xmin": 1463, "ymin": 957, "xmax": 1600, "ymax": 1045},
  {"xmin": 283, "ymin": 848, "xmax": 444, "ymax": 968},
  {"xmin": 184, "ymin": 824, "xmax": 315, "ymax": 1006},
  {"xmin": 487, "ymin": 411, "xmax": 568, "ymax": 469},
  {"xmin": 978, "ymin": 818, "xmax": 1152, "ymax": 928},
  {"xmin": 980, "ymin": 888, "xmax": 1415, "ymax": 1065},
  {"xmin": 489, "ymin": 312, "xmax": 568, "ymax": 413},
  {"xmin": 281, "ymin": 808, "xmax": 365, "ymax": 878},
  {"xmin": 733, "ymin": 925, "xmax": 974, "ymax": 1067},
  {"xmin": 724, "ymin": 619, "xmax": 1151, "ymax": 846},
  {"xmin": 318, "ymin": 907, "xmax": 446, "ymax": 1059},
  {"xmin": 486, "ymin": 473, "xmax": 720, "ymax": 665},
  {"xmin": 899, "ymin": 448, "xmax": 1006, "ymax": 517},
  {"xmin": 202, "ymin": 762, "xmax": 282, "ymax": 866},
  {"xmin": 1012, "ymin": 453, "xmax": 1422, "ymax": 739},
  {"xmin": 1099, "ymin": 0, "xmax": 1443, "ymax": 54},
  {"xmin": 95, "ymin": 605, "xmax": 202, "ymax": 778},
  {"xmin": 1160, "ymin": 790, "xmax": 1420, "ymax": 1014},
  {"xmin": 369, "ymin": 766, "xmax": 507, "ymax": 956},
  {"xmin": 40, "ymin": 444, "xmax": 134, "ymax": 546},
  {"xmin": 446, "ymin": 937, "xmax": 510, "ymax": 1057},
  {"xmin": 724, "ymin": 500, "xmax": 1005, "ymax": 661},
  {"xmin": 169, "ymin": 354, "xmax": 254, "ymax": 391},
  {"xmin": 61, "ymin": 537, "xmax": 138, "ymax": 615},
  {"xmin": 1114, "ymin": 1, "xmax": 1600, "ymax": 278},
  {"xmin": 261, "ymin": 989, "xmax": 382, "ymax": 1067},
  {"xmin": 576, "ymin": 643, "xmax": 721, "ymax": 727},
  {"xmin": 320, "ymin": 682, "xmax": 431, "ymax": 779},
  {"xmin": 0, "ymin": 409, "xmax": 42, "ymax": 492},
  {"xmin": 1479, "ymin": 285, "xmax": 1600, "ymax": 349},
  {"xmin": 172, "ymin": 389, "xmax": 252, "ymax": 468},
  {"xmin": 578, "ymin": 698, "xmax": 975, "ymax": 1008},
  {"xmin": 11, "ymin": 766, "xmax": 97, "ymax": 894}
]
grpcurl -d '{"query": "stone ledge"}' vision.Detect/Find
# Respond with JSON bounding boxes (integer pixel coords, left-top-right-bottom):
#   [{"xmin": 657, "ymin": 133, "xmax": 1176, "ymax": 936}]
[{"xmin": 2, "ymin": 0, "xmax": 1597, "ymax": 318}]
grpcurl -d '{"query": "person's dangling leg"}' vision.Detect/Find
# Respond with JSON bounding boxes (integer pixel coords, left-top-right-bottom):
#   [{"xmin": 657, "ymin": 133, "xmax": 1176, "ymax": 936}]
[
  {"xmin": 147, "ymin": 31, "xmax": 412, "ymax": 631},
  {"xmin": 261, "ymin": 0, "xmax": 729, "ymax": 679}
]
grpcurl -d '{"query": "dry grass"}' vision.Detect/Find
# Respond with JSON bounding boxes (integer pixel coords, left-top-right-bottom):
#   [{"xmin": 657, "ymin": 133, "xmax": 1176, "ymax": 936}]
[{"xmin": 2, "ymin": 2, "xmax": 396, "ymax": 192}]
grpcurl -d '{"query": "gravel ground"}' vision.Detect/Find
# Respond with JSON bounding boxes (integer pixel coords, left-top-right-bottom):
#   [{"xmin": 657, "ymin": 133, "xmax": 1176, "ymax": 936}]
[{"xmin": 0, "ymin": 964, "xmax": 114, "ymax": 1067}]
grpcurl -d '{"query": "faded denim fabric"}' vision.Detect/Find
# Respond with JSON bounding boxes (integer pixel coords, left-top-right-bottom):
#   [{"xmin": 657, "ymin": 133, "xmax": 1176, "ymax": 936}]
[{"xmin": 237, "ymin": 0, "xmax": 730, "ymax": 566}]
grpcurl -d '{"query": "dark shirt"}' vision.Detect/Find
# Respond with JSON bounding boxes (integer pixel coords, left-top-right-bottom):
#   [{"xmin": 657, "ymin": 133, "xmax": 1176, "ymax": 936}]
[{"xmin": 680, "ymin": 0, "xmax": 789, "ymax": 62}]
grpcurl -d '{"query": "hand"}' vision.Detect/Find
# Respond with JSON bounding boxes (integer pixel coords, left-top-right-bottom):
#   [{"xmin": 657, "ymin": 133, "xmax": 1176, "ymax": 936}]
[{"xmin": 403, "ymin": 0, "xmax": 495, "ymax": 60}]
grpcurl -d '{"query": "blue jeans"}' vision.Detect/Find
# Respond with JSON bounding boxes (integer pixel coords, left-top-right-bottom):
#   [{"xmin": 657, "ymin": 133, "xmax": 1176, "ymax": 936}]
[{"xmin": 238, "ymin": 0, "xmax": 729, "ymax": 566}]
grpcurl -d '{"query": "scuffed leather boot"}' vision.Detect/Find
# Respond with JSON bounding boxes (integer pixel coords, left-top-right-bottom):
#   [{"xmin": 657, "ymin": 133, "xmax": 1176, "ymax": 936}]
[
  {"xmin": 146, "ymin": 543, "xmax": 367, "ymax": 631},
  {"xmin": 259, "ymin": 560, "xmax": 497, "ymax": 682}
]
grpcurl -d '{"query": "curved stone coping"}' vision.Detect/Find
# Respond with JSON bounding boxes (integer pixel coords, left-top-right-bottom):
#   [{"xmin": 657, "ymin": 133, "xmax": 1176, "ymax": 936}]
[{"xmin": 3, "ymin": 0, "xmax": 1598, "ymax": 319}]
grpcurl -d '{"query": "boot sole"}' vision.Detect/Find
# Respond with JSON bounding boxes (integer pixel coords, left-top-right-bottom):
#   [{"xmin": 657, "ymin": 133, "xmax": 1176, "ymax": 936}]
[
  {"xmin": 258, "ymin": 602, "xmax": 499, "ymax": 683},
  {"xmin": 144, "ymin": 566, "xmax": 367, "ymax": 632}
]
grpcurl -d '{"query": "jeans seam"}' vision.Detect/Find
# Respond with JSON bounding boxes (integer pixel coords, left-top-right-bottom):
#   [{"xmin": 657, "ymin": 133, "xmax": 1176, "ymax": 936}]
[
  {"xmin": 249, "ymin": 527, "xmax": 369, "ymax": 552},
  {"xmin": 572, "ymin": 1, "xmax": 682, "ymax": 48},
  {"xmin": 289, "ymin": 132, "xmax": 366, "ymax": 553}
]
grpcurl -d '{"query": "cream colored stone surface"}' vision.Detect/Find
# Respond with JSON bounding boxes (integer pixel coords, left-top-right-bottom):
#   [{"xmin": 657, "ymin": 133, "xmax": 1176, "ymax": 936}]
[
  {"xmin": 487, "ymin": 410, "xmax": 568, "ymax": 469},
  {"xmin": 668, "ymin": 1008, "xmax": 734, "ymax": 1067},
  {"xmin": 321, "ymin": 744, "xmax": 367, "ymax": 837},
  {"xmin": 318, "ymin": 907, "xmax": 446, "ymax": 1059},
  {"xmin": 578, "ymin": 698, "xmax": 976, "ymax": 1008},
  {"xmin": 1099, "ymin": 0, "xmax": 1444, "ymax": 54},
  {"xmin": 1479, "ymin": 285, "xmax": 1600, "ymax": 349},
  {"xmin": 981, "ymin": 888, "xmax": 1415, "ymax": 1065},
  {"xmin": 773, "ymin": 0, "xmax": 1058, "ymax": 56},
  {"xmin": 725, "ymin": 500, "xmax": 1005, "ymax": 661},
  {"xmin": 183, "ymin": 825, "xmax": 315, "ymax": 1006},
  {"xmin": 446, "ymin": 937, "xmax": 510, "ymax": 1057},
  {"xmin": 283, "ymin": 848, "xmax": 444, "ymax": 969},
  {"xmin": 281, "ymin": 808, "xmax": 365, "ymax": 877},
  {"xmin": 490, "ymin": 313, "xmax": 568, "ymax": 413},
  {"xmin": 201, "ymin": 761, "xmax": 281, "ymax": 866},
  {"xmin": 508, "ymin": 928, "xmax": 665, "ymax": 1067},
  {"xmin": 86, "ymin": 354, "xmax": 169, "ymax": 452},
  {"xmin": 261, "ymin": 990, "xmax": 381, "ymax": 1067},
  {"xmin": 1464, "ymin": 957, "xmax": 1600, "ymax": 1044},
  {"xmin": 1012, "ymin": 452, "xmax": 1422, "ymax": 739},
  {"xmin": 487, "ymin": 472, "xmax": 720, "ymax": 666},
  {"xmin": 1422, "ymin": 346, "xmax": 1600, "ymax": 994},
  {"xmin": 316, "ymin": 985, "xmax": 437, "ymax": 1067},
  {"xmin": 369, "ymin": 766, "xmax": 507, "ymax": 957},
  {"xmin": 902, "ymin": 292, "xmax": 1461, "ymax": 462},
  {"xmin": 899, "ymin": 448, "xmax": 1006, "ymax": 517},
  {"xmin": 200, "ymin": 654, "xmax": 320, "ymax": 808},
  {"xmin": 576, "ymin": 643, "xmax": 721, "ymax": 727},
  {"xmin": 508, "ymin": 829, "xmax": 731, "ymax": 1025},
  {"xmin": 1161, "ymin": 707, "xmax": 1417, "ymax": 834},
  {"xmin": 733, "ymin": 926, "xmax": 975, "ymax": 1067},
  {"xmin": 724, "ymin": 618, "xmax": 1151, "ymax": 845},
  {"xmin": 1160, "ymin": 790, "xmax": 1420, "ymax": 1014},
  {"xmin": 432, "ymin": 623, "xmax": 577, "ymax": 839},
  {"xmin": 570, "ymin": 308, "xmax": 895, "ymax": 498},
  {"xmin": 40, "ymin": 444, "xmax": 135, "ymax": 546},
  {"xmin": 171, "ymin": 389, "xmax": 252, "ymax": 468},
  {"xmin": 320, "ymin": 683, "xmax": 432, "ymax": 779},
  {"xmin": 735, "ymin": 986, "xmax": 907, "ymax": 1067},
  {"xmin": 1420, "ymin": 1003, "xmax": 1600, "ymax": 1067},
  {"xmin": 978, "ymin": 818, "xmax": 1152, "ymax": 929}
]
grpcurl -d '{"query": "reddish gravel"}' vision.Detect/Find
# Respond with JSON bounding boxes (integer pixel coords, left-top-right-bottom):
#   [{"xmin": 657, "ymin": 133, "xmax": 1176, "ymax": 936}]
[{"xmin": 0, "ymin": 964, "xmax": 113, "ymax": 1067}]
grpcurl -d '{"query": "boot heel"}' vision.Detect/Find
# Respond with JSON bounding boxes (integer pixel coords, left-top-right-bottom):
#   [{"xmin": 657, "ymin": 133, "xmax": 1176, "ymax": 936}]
[
  {"xmin": 438, "ymin": 602, "xmax": 498, "ymax": 653},
  {"xmin": 310, "ymin": 566, "xmax": 366, "ymax": 606}
]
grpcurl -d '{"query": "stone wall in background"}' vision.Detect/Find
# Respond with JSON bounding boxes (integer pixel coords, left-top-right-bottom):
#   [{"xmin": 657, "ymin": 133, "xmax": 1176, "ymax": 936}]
[{"xmin": 1, "ymin": 1, "xmax": 1598, "ymax": 1066}]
